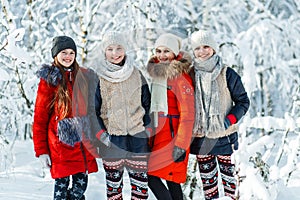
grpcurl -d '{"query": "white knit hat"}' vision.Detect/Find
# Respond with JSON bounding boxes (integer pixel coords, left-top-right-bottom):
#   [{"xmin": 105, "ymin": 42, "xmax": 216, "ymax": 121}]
[
  {"xmin": 101, "ymin": 31, "xmax": 128, "ymax": 51},
  {"xmin": 191, "ymin": 30, "xmax": 218, "ymax": 53},
  {"xmin": 154, "ymin": 33, "xmax": 182, "ymax": 56}
]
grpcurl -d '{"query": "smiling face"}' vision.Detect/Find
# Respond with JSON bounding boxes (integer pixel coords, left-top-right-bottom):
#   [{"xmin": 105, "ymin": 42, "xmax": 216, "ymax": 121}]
[
  {"xmin": 56, "ymin": 49, "xmax": 76, "ymax": 67},
  {"xmin": 155, "ymin": 46, "xmax": 176, "ymax": 63},
  {"xmin": 193, "ymin": 45, "xmax": 215, "ymax": 61},
  {"xmin": 105, "ymin": 44, "xmax": 125, "ymax": 64}
]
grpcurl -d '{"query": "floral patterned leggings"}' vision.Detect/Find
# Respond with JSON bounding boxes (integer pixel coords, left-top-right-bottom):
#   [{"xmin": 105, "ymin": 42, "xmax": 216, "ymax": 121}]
[{"xmin": 197, "ymin": 155, "xmax": 236, "ymax": 200}]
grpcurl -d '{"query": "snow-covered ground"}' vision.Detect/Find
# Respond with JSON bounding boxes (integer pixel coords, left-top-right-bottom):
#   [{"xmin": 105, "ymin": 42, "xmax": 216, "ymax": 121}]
[
  {"xmin": 0, "ymin": 137, "xmax": 299, "ymax": 200},
  {"xmin": 0, "ymin": 140, "xmax": 156, "ymax": 199}
]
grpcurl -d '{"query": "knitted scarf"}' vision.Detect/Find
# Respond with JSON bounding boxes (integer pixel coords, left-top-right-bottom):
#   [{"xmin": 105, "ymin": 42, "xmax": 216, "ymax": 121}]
[
  {"xmin": 193, "ymin": 54, "xmax": 224, "ymax": 136},
  {"xmin": 150, "ymin": 77, "xmax": 168, "ymax": 127},
  {"xmin": 147, "ymin": 52, "xmax": 192, "ymax": 127},
  {"xmin": 98, "ymin": 56, "xmax": 134, "ymax": 82},
  {"xmin": 150, "ymin": 77, "xmax": 168, "ymax": 113}
]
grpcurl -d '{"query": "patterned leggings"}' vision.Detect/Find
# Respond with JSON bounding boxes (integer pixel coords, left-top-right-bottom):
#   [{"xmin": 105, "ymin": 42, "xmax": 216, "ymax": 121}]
[
  {"xmin": 197, "ymin": 155, "xmax": 236, "ymax": 200},
  {"xmin": 103, "ymin": 156, "xmax": 148, "ymax": 200},
  {"xmin": 53, "ymin": 172, "xmax": 87, "ymax": 200}
]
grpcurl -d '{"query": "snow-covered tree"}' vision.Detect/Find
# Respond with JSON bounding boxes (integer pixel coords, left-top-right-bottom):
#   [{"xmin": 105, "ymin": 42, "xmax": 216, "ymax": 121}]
[{"xmin": 0, "ymin": 1, "xmax": 299, "ymax": 199}]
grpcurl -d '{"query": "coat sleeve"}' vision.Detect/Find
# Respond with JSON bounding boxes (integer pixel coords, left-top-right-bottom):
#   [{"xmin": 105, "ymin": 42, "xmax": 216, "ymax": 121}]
[
  {"xmin": 94, "ymin": 83, "xmax": 107, "ymax": 134},
  {"xmin": 226, "ymin": 67, "xmax": 250, "ymax": 121},
  {"xmin": 32, "ymin": 79, "xmax": 55, "ymax": 157},
  {"xmin": 85, "ymin": 71, "xmax": 105, "ymax": 139},
  {"xmin": 174, "ymin": 74, "xmax": 195, "ymax": 150},
  {"xmin": 140, "ymin": 73, "xmax": 151, "ymax": 127}
]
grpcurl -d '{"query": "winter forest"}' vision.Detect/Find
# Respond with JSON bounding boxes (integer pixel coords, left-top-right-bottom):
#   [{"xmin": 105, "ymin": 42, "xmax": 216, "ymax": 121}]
[{"xmin": 0, "ymin": 0, "xmax": 299, "ymax": 199}]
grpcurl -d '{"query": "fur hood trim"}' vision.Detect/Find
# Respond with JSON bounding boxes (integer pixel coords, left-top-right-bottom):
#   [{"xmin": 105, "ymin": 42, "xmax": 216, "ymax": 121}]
[
  {"xmin": 147, "ymin": 51, "xmax": 192, "ymax": 79},
  {"xmin": 36, "ymin": 64, "xmax": 62, "ymax": 86}
]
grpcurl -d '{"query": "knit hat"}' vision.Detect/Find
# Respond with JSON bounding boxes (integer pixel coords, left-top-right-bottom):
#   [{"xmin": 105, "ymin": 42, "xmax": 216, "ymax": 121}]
[
  {"xmin": 101, "ymin": 31, "xmax": 128, "ymax": 51},
  {"xmin": 191, "ymin": 30, "xmax": 218, "ymax": 53},
  {"xmin": 154, "ymin": 33, "xmax": 182, "ymax": 56},
  {"xmin": 51, "ymin": 36, "xmax": 77, "ymax": 58}
]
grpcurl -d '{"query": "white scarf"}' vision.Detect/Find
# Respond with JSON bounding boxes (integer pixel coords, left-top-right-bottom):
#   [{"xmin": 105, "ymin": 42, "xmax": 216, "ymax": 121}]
[
  {"xmin": 150, "ymin": 77, "xmax": 168, "ymax": 127},
  {"xmin": 97, "ymin": 56, "xmax": 134, "ymax": 83}
]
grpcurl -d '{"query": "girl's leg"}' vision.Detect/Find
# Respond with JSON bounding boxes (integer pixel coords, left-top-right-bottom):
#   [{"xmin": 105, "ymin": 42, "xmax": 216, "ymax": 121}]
[
  {"xmin": 125, "ymin": 156, "xmax": 148, "ymax": 199},
  {"xmin": 148, "ymin": 175, "xmax": 172, "ymax": 200},
  {"xmin": 69, "ymin": 172, "xmax": 88, "ymax": 200},
  {"xmin": 103, "ymin": 158, "xmax": 125, "ymax": 200},
  {"xmin": 197, "ymin": 154, "xmax": 219, "ymax": 200},
  {"xmin": 53, "ymin": 176, "xmax": 69, "ymax": 200},
  {"xmin": 166, "ymin": 180, "xmax": 183, "ymax": 200},
  {"xmin": 217, "ymin": 155, "xmax": 236, "ymax": 199}
]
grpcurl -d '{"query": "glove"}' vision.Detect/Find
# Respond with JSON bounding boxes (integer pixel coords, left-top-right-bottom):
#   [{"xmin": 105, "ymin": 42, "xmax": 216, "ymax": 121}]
[
  {"xmin": 224, "ymin": 118, "xmax": 231, "ymax": 130},
  {"xmin": 172, "ymin": 146, "xmax": 186, "ymax": 162},
  {"xmin": 39, "ymin": 154, "xmax": 51, "ymax": 169},
  {"xmin": 99, "ymin": 131, "xmax": 111, "ymax": 147}
]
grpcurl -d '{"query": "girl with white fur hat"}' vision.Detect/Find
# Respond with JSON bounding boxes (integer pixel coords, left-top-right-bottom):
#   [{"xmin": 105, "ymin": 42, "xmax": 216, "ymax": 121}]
[
  {"xmin": 147, "ymin": 33, "xmax": 195, "ymax": 200},
  {"xmin": 189, "ymin": 30, "xmax": 250, "ymax": 199}
]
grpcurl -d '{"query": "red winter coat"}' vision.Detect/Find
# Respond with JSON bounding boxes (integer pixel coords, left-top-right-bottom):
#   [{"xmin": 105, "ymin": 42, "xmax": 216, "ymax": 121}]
[
  {"xmin": 33, "ymin": 65, "xmax": 98, "ymax": 179},
  {"xmin": 147, "ymin": 52, "xmax": 195, "ymax": 183}
]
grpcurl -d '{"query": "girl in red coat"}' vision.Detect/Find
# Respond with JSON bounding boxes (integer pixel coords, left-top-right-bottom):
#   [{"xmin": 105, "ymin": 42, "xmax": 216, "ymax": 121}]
[
  {"xmin": 33, "ymin": 36, "xmax": 98, "ymax": 200},
  {"xmin": 147, "ymin": 33, "xmax": 195, "ymax": 200}
]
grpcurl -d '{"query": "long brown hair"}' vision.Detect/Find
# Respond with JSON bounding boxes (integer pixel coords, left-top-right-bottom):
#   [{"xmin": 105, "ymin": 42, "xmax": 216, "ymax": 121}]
[{"xmin": 52, "ymin": 57, "xmax": 80, "ymax": 119}]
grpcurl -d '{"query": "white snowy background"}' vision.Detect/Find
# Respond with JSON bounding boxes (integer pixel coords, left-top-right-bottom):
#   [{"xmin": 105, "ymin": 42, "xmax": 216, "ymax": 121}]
[{"xmin": 0, "ymin": 0, "xmax": 299, "ymax": 199}]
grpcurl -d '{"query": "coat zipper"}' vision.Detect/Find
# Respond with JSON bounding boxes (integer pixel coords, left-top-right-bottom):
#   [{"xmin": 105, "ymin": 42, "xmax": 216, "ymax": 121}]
[
  {"xmin": 80, "ymin": 142, "xmax": 88, "ymax": 174},
  {"xmin": 169, "ymin": 116, "xmax": 175, "ymax": 138}
]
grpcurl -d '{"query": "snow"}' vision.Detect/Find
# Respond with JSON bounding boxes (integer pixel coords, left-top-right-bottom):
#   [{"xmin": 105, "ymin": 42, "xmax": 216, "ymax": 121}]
[
  {"xmin": 0, "ymin": 140, "xmax": 157, "ymax": 199},
  {"xmin": 1, "ymin": 29, "xmax": 299, "ymax": 200},
  {"xmin": 5, "ymin": 28, "xmax": 32, "ymax": 64},
  {"xmin": 0, "ymin": 69, "xmax": 10, "ymax": 81},
  {"xmin": 249, "ymin": 113, "xmax": 297, "ymax": 132},
  {"xmin": 0, "ymin": 0, "xmax": 299, "ymax": 199},
  {"xmin": 1, "ymin": 129, "xmax": 299, "ymax": 200}
]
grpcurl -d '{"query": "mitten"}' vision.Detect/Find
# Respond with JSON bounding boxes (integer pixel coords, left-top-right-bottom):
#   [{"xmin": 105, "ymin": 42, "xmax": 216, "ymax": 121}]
[
  {"xmin": 98, "ymin": 131, "xmax": 111, "ymax": 147},
  {"xmin": 39, "ymin": 154, "xmax": 51, "ymax": 169},
  {"xmin": 172, "ymin": 146, "xmax": 186, "ymax": 162},
  {"xmin": 224, "ymin": 118, "xmax": 231, "ymax": 130}
]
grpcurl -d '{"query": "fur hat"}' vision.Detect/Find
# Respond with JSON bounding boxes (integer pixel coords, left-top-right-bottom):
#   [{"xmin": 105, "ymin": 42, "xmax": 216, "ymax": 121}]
[
  {"xmin": 191, "ymin": 30, "xmax": 218, "ymax": 53},
  {"xmin": 154, "ymin": 33, "xmax": 182, "ymax": 56},
  {"xmin": 51, "ymin": 36, "xmax": 77, "ymax": 58},
  {"xmin": 101, "ymin": 31, "xmax": 128, "ymax": 51}
]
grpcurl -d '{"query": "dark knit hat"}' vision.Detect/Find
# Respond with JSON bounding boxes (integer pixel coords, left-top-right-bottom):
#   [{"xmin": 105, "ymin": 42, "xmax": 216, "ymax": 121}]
[{"xmin": 51, "ymin": 36, "xmax": 77, "ymax": 58}]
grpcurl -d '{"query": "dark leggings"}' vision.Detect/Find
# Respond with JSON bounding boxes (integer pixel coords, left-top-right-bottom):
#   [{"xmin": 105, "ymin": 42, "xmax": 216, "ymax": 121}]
[
  {"xmin": 53, "ymin": 173, "xmax": 87, "ymax": 200},
  {"xmin": 148, "ymin": 175, "xmax": 183, "ymax": 200}
]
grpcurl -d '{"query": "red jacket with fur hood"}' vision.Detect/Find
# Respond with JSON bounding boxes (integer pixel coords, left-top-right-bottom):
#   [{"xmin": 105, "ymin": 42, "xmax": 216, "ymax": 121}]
[
  {"xmin": 33, "ymin": 64, "xmax": 98, "ymax": 179},
  {"xmin": 147, "ymin": 52, "xmax": 195, "ymax": 183}
]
